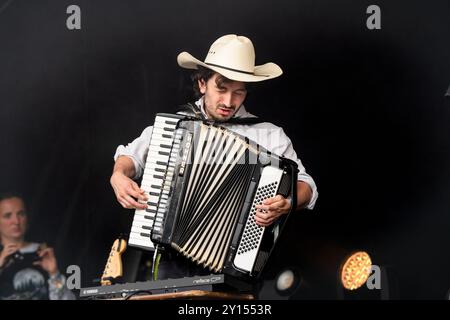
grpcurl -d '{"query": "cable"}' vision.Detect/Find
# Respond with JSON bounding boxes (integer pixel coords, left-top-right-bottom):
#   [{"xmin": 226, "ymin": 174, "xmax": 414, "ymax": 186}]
[
  {"xmin": 123, "ymin": 290, "xmax": 153, "ymax": 300},
  {"xmin": 152, "ymin": 246, "xmax": 161, "ymax": 281}
]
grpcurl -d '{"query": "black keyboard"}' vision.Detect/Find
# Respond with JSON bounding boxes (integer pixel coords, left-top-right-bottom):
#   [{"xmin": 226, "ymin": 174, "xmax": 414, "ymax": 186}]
[{"xmin": 79, "ymin": 274, "xmax": 226, "ymax": 299}]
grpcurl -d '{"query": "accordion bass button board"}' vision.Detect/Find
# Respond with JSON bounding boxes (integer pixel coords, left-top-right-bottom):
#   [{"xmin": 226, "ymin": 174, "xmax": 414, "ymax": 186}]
[
  {"xmin": 128, "ymin": 113, "xmax": 298, "ymax": 279},
  {"xmin": 233, "ymin": 165, "xmax": 283, "ymax": 273}
]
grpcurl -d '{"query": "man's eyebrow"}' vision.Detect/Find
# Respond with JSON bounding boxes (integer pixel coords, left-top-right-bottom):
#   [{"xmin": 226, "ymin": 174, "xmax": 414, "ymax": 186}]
[{"xmin": 215, "ymin": 84, "xmax": 246, "ymax": 92}]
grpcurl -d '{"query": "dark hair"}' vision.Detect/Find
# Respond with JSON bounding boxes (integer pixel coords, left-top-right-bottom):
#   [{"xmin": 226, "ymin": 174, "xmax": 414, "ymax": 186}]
[
  {"xmin": 191, "ymin": 66, "xmax": 237, "ymax": 98},
  {"xmin": 0, "ymin": 192, "xmax": 29, "ymax": 240},
  {"xmin": 0, "ymin": 192, "xmax": 28, "ymax": 220},
  {"xmin": 0, "ymin": 192, "xmax": 25, "ymax": 203}
]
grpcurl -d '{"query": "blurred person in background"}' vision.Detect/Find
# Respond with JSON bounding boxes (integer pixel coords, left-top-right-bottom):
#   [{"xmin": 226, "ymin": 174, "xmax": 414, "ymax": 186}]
[{"xmin": 0, "ymin": 193, "xmax": 75, "ymax": 300}]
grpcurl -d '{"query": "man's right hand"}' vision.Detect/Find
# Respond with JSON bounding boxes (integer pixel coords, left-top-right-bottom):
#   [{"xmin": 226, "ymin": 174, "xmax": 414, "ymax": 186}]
[
  {"xmin": 110, "ymin": 171, "xmax": 148, "ymax": 210},
  {"xmin": 0, "ymin": 244, "xmax": 19, "ymax": 267}
]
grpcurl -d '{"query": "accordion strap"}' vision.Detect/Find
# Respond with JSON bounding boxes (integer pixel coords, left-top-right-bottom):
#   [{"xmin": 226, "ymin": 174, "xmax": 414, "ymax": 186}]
[{"xmin": 176, "ymin": 102, "xmax": 264, "ymax": 125}]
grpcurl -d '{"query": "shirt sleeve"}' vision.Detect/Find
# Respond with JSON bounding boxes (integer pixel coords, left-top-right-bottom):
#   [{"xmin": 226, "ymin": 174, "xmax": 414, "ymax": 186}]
[
  {"xmin": 276, "ymin": 128, "xmax": 319, "ymax": 210},
  {"xmin": 113, "ymin": 126, "xmax": 154, "ymax": 180}
]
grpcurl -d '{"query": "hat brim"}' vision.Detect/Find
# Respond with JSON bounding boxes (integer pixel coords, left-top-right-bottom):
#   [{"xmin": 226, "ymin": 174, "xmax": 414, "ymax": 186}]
[{"xmin": 177, "ymin": 51, "xmax": 282, "ymax": 82}]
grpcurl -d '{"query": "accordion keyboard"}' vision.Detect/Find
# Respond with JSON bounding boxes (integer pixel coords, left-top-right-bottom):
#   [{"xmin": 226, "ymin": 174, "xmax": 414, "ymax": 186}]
[{"xmin": 128, "ymin": 115, "xmax": 183, "ymax": 251}]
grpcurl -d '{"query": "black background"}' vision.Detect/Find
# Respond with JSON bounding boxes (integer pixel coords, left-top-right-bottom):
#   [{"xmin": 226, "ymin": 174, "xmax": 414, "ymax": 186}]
[{"xmin": 1, "ymin": 0, "xmax": 449, "ymax": 299}]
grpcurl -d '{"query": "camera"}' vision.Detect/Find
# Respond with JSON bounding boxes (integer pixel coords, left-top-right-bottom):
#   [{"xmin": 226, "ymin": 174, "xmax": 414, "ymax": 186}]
[{"xmin": 0, "ymin": 246, "xmax": 42, "ymax": 272}]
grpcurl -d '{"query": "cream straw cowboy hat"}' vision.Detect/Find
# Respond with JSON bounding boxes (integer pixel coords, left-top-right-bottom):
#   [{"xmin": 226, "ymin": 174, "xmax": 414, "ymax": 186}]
[{"xmin": 177, "ymin": 34, "xmax": 283, "ymax": 82}]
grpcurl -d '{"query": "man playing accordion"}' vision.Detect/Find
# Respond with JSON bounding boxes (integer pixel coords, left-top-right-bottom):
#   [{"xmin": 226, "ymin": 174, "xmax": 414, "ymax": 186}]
[{"xmin": 110, "ymin": 34, "xmax": 318, "ymax": 280}]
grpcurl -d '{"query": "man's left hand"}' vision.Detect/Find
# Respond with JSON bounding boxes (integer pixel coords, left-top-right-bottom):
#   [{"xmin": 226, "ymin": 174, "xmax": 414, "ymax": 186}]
[{"xmin": 255, "ymin": 195, "xmax": 292, "ymax": 227}]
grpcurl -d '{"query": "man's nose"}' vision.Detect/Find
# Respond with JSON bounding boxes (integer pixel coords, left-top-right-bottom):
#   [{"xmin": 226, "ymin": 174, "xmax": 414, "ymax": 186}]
[{"xmin": 222, "ymin": 92, "xmax": 232, "ymax": 108}]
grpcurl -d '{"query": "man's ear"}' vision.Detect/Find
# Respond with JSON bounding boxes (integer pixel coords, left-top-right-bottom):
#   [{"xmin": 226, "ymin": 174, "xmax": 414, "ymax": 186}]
[{"xmin": 198, "ymin": 79, "xmax": 207, "ymax": 94}]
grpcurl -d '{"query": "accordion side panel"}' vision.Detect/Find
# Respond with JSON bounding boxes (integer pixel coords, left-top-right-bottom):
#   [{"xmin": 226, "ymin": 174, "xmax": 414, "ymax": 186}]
[{"xmin": 233, "ymin": 165, "xmax": 284, "ymax": 274}]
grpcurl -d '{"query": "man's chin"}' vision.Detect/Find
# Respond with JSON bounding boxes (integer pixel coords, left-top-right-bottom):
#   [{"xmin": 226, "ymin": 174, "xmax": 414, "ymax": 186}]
[
  {"xmin": 212, "ymin": 114, "xmax": 233, "ymax": 122},
  {"xmin": 219, "ymin": 117, "xmax": 233, "ymax": 122}
]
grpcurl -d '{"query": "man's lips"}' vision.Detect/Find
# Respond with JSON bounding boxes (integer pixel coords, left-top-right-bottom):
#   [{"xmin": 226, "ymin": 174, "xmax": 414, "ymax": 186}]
[{"xmin": 217, "ymin": 107, "xmax": 234, "ymax": 116}]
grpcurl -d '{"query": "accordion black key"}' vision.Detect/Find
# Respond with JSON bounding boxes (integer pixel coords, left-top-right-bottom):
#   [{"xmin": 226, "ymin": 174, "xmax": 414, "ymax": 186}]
[{"xmin": 129, "ymin": 113, "xmax": 298, "ymax": 279}]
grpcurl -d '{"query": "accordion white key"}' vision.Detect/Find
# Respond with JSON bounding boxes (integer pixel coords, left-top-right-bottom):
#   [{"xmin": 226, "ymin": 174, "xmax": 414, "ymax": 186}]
[{"xmin": 128, "ymin": 113, "xmax": 298, "ymax": 278}]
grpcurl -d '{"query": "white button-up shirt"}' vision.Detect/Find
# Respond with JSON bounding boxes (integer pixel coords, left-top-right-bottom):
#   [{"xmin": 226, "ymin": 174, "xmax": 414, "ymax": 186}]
[{"xmin": 114, "ymin": 97, "xmax": 318, "ymax": 209}]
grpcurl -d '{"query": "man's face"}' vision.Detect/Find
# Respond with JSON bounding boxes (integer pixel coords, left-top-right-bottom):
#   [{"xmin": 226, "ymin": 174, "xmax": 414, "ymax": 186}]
[
  {"xmin": 0, "ymin": 197, "xmax": 28, "ymax": 242},
  {"xmin": 198, "ymin": 73, "xmax": 247, "ymax": 122}
]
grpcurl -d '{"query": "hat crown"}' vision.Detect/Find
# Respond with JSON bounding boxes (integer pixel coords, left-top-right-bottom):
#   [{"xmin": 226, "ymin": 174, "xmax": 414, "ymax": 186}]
[
  {"xmin": 177, "ymin": 34, "xmax": 282, "ymax": 82},
  {"xmin": 204, "ymin": 34, "xmax": 255, "ymax": 73}
]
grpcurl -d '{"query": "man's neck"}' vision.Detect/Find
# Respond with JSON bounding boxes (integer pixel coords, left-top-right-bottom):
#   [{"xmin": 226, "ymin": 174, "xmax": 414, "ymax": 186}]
[{"xmin": 203, "ymin": 106, "xmax": 212, "ymax": 120}]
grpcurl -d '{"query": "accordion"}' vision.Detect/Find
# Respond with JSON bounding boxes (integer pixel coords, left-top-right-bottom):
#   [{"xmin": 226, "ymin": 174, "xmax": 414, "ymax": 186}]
[{"xmin": 129, "ymin": 113, "xmax": 298, "ymax": 278}]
